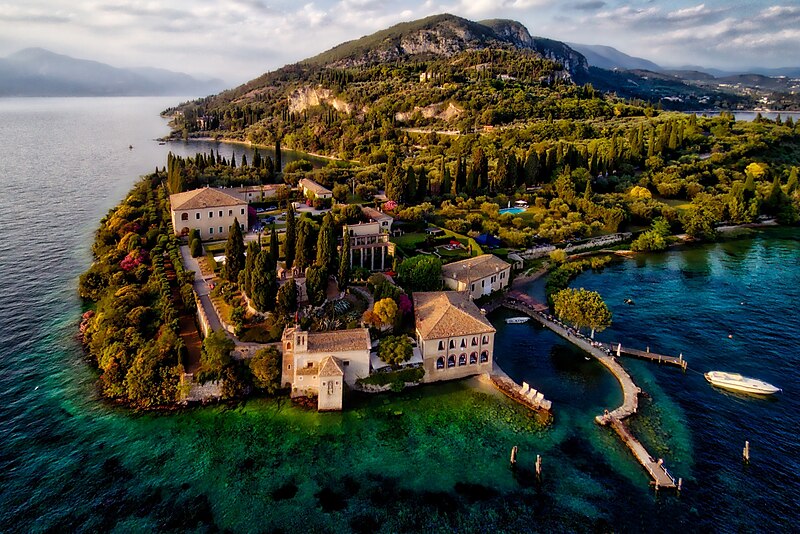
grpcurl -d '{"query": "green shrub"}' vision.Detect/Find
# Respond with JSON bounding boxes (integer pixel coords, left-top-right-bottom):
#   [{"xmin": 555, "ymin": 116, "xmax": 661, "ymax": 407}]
[{"xmin": 190, "ymin": 238, "xmax": 203, "ymax": 257}]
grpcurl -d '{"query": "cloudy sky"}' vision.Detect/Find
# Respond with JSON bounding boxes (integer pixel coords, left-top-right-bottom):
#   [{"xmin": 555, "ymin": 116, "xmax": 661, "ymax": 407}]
[{"xmin": 1, "ymin": 0, "xmax": 798, "ymax": 84}]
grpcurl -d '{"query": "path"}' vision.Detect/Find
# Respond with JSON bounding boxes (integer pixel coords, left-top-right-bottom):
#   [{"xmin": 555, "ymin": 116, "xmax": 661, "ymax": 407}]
[{"xmin": 179, "ymin": 245, "xmax": 222, "ymax": 333}]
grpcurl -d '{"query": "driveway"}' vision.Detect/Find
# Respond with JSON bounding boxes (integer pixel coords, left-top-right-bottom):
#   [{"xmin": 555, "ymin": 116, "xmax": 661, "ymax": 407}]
[{"xmin": 180, "ymin": 244, "xmax": 223, "ymax": 332}]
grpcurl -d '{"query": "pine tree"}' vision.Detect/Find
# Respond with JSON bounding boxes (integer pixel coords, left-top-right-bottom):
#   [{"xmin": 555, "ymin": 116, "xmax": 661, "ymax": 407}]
[
  {"xmin": 224, "ymin": 218, "xmax": 245, "ymax": 283},
  {"xmin": 285, "ymin": 204, "xmax": 296, "ymax": 269},
  {"xmin": 338, "ymin": 226, "xmax": 351, "ymax": 292}
]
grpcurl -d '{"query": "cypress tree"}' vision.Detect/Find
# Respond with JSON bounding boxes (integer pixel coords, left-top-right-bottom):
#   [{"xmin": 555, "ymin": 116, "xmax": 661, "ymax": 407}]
[
  {"xmin": 231, "ymin": 152, "xmax": 237, "ymax": 168},
  {"xmin": 295, "ymin": 219, "xmax": 311, "ymax": 271},
  {"xmin": 441, "ymin": 162, "xmax": 452, "ymax": 197},
  {"xmin": 241, "ymin": 154, "xmax": 248, "ymax": 167},
  {"xmin": 224, "ymin": 218, "xmax": 245, "ymax": 283},
  {"xmin": 243, "ymin": 240, "xmax": 260, "ymax": 297},
  {"xmin": 305, "ymin": 265, "xmax": 327, "ymax": 306},
  {"xmin": 250, "ymin": 249, "xmax": 277, "ymax": 312},
  {"xmin": 405, "ymin": 166, "xmax": 416, "ymax": 201},
  {"xmin": 276, "ymin": 279, "xmax": 298, "ymax": 316},
  {"xmin": 285, "ymin": 204, "xmax": 296, "ymax": 269},
  {"xmin": 338, "ymin": 226, "xmax": 350, "ymax": 292},
  {"xmin": 315, "ymin": 213, "xmax": 336, "ymax": 274},
  {"xmin": 269, "ymin": 225, "xmax": 279, "ymax": 270},
  {"xmin": 275, "ymin": 137, "xmax": 282, "ymax": 172},
  {"xmin": 253, "ymin": 148, "xmax": 262, "ymax": 168},
  {"xmin": 787, "ymin": 167, "xmax": 798, "ymax": 193},
  {"xmin": 417, "ymin": 166, "xmax": 428, "ymax": 200}
]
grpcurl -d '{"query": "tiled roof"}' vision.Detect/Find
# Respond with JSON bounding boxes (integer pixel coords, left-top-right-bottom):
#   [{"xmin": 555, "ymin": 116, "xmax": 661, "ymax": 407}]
[
  {"xmin": 361, "ymin": 206, "xmax": 392, "ymax": 222},
  {"xmin": 299, "ymin": 178, "xmax": 332, "ymax": 196},
  {"xmin": 169, "ymin": 187, "xmax": 246, "ymax": 211},
  {"xmin": 307, "ymin": 328, "xmax": 371, "ymax": 353},
  {"xmin": 319, "ymin": 356, "xmax": 344, "ymax": 377},
  {"xmin": 413, "ymin": 291, "xmax": 495, "ymax": 340},
  {"xmin": 442, "ymin": 255, "xmax": 511, "ymax": 284}
]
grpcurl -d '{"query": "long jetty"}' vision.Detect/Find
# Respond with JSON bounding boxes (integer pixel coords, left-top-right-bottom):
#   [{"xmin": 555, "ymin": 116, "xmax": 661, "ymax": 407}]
[
  {"xmin": 600, "ymin": 342, "xmax": 688, "ymax": 370},
  {"xmin": 503, "ymin": 291, "xmax": 678, "ymax": 489}
]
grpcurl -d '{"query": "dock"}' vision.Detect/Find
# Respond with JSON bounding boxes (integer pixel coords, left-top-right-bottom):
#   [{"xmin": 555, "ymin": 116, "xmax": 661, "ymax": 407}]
[
  {"xmin": 501, "ymin": 293, "xmax": 678, "ymax": 489},
  {"xmin": 600, "ymin": 342, "xmax": 688, "ymax": 370}
]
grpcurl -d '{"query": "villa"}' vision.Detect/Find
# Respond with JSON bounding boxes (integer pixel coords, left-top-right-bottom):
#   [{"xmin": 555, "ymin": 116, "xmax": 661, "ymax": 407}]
[
  {"xmin": 344, "ymin": 206, "xmax": 395, "ymax": 272},
  {"xmin": 281, "ymin": 326, "xmax": 371, "ymax": 411},
  {"xmin": 227, "ymin": 184, "xmax": 287, "ymax": 203},
  {"xmin": 441, "ymin": 254, "xmax": 512, "ymax": 300},
  {"xmin": 169, "ymin": 187, "xmax": 247, "ymax": 240},
  {"xmin": 413, "ymin": 291, "xmax": 496, "ymax": 381},
  {"xmin": 298, "ymin": 178, "xmax": 332, "ymax": 200}
]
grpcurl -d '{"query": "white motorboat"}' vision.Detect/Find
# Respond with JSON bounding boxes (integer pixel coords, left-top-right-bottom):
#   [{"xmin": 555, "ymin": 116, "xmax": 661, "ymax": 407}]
[
  {"xmin": 705, "ymin": 371, "xmax": 781, "ymax": 395},
  {"xmin": 505, "ymin": 317, "xmax": 530, "ymax": 324}
]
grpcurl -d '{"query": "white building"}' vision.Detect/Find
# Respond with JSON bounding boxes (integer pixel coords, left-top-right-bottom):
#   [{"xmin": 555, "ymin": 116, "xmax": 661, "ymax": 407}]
[
  {"xmin": 169, "ymin": 187, "xmax": 247, "ymax": 240},
  {"xmin": 441, "ymin": 254, "xmax": 512, "ymax": 300},
  {"xmin": 299, "ymin": 178, "xmax": 332, "ymax": 200}
]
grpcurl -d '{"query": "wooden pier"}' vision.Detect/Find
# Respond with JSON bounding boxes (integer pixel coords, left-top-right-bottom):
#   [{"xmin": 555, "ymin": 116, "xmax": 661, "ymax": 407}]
[
  {"xmin": 500, "ymin": 294, "xmax": 679, "ymax": 490},
  {"xmin": 601, "ymin": 342, "xmax": 688, "ymax": 370}
]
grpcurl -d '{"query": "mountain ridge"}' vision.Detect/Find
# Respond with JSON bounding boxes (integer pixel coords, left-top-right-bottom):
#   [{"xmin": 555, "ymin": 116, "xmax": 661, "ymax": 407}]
[{"xmin": 0, "ymin": 48, "xmax": 226, "ymax": 97}]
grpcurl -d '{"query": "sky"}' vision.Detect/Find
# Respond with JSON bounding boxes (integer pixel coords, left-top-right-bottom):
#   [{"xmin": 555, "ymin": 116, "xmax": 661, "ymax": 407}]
[{"xmin": 0, "ymin": 0, "xmax": 798, "ymax": 84}]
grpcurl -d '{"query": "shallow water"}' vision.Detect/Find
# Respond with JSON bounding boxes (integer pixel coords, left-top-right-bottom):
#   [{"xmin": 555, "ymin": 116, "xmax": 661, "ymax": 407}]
[{"xmin": 0, "ymin": 98, "xmax": 798, "ymax": 531}]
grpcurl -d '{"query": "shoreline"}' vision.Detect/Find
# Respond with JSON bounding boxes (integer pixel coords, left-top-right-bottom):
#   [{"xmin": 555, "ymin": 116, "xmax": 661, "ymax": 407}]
[{"xmin": 172, "ymin": 135, "xmax": 352, "ymax": 164}]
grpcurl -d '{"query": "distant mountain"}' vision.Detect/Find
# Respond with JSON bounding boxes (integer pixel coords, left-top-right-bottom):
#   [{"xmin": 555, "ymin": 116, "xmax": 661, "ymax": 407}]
[
  {"xmin": 0, "ymin": 48, "xmax": 225, "ymax": 97},
  {"xmin": 568, "ymin": 43, "xmax": 662, "ymax": 72}
]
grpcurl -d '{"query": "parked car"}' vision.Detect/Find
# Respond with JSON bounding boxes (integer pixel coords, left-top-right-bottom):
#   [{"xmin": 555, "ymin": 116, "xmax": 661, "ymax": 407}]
[{"xmin": 264, "ymin": 215, "xmax": 276, "ymax": 223}]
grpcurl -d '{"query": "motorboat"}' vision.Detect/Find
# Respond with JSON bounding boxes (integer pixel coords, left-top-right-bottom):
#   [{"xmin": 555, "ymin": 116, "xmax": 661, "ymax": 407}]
[
  {"xmin": 623, "ymin": 298, "xmax": 635, "ymax": 305},
  {"xmin": 505, "ymin": 317, "xmax": 531, "ymax": 324},
  {"xmin": 705, "ymin": 371, "xmax": 781, "ymax": 395}
]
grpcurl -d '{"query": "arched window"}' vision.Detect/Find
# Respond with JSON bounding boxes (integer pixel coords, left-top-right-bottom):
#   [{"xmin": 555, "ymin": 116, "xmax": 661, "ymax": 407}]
[
  {"xmin": 449, "ymin": 340, "xmax": 455, "ymax": 349},
  {"xmin": 286, "ymin": 342, "xmax": 292, "ymax": 350},
  {"xmin": 469, "ymin": 352, "xmax": 478, "ymax": 364},
  {"xmin": 181, "ymin": 213, "xmax": 189, "ymax": 221},
  {"xmin": 482, "ymin": 335, "xmax": 489, "ymax": 344},
  {"xmin": 436, "ymin": 356, "xmax": 445, "ymax": 370},
  {"xmin": 447, "ymin": 355, "xmax": 456, "ymax": 368},
  {"xmin": 438, "ymin": 340, "xmax": 445, "ymax": 351},
  {"xmin": 471, "ymin": 337, "xmax": 478, "ymax": 346},
  {"xmin": 480, "ymin": 351, "xmax": 489, "ymax": 363},
  {"xmin": 460, "ymin": 339, "xmax": 466, "ymax": 348},
  {"xmin": 458, "ymin": 354, "xmax": 466, "ymax": 366}
]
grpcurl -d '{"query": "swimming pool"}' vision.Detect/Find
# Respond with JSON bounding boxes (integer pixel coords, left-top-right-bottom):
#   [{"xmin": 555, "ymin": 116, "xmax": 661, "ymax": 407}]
[{"xmin": 499, "ymin": 207, "xmax": 526, "ymax": 215}]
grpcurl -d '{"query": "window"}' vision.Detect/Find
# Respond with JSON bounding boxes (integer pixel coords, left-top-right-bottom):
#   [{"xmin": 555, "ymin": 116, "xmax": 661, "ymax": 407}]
[
  {"xmin": 228, "ymin": 209, "xmax": 233, "ymax": 216},
  {"xmin": 470, "ymin": 352, "xmax": 477, "ymax": 364},
  {"xmin": 209, "ymin": 227, "xmax": 214, "ymax": 235},
  {"xmin": 471, "ymin": 337, "xmax": 477, "ymax": 346},
  {"xmin": 287, "ymin": 342, "xmax": 292, "ymax": 350},
  {"xmin": 209, "ymin": 211, "xmax": 213, "ymax": 218},
  {"xmin": 436, "ymin": 357, "xmax": 445, "ymax": 370},
  {"xmin": 491, "ymin": 276, "xmax": 496, "ymax": 283},
  {"xmin": 471, "ymin": 284, "xmax": 475, "ymax": 291},
  {"xmin": 447, "ymin": 355, "xmax": 456, "ymax": 368},
  {"xmin": 287, "ymin": 364, "xmax": 291, "ymax": 370},
  {"xmin": 480, "ymin": 351, "xmax": 489, "ymax": 363},
  {"xmin": 322, "ymin": 381, "xmax": 326, "ymax": 386},
  {"xmin": 298, "ymin": 376, "xmax": 303, "ymax": 382},
  {"xmin": 219, "ymin": 226, "xmax": 223, "ymax": 233},
  {"xmin": 307, "ymin": 362, "xmax": 313, "ymax": 368},
  {"xmin": 460, "ymin": 339, "xmax": 466, "ymax": 348},
  {"xmin": 181, "ymin": 213, "xmax": 189, "ymax": 221},
  {"xmin": 240, "ymin": 208, "xmax": 245, "ymax": 215},
  {"xmin": 438, "ymin": 340, "xmax": 445, "ymax": 351},
  {"xmin": 500, "ymin": 272, "xmax": 505, "ymax": 279},
  {"xmin": 195, "ymin": 213, "xmax": 200, "ymax": 220},
  {"xmin": 343, "ymin": 360, "xmax": 350, "ymax": 367},
  {"xmin": 481, "ymin": 280, "xmax": 485, "ymax": 287},
  {"xmin": 482, "ymin": 335, "xmax": 489, "ymax": 344},
  {"xmin": 449, "ymin": 340, "xmax": 455, "ymax": 349},
  {"xmin": 219, "ymin": 210, "xmax": 223, "ymax": 217},
  {"xmin": 458, "ymin": 354, "xmax": 466, "ymax": 366}
]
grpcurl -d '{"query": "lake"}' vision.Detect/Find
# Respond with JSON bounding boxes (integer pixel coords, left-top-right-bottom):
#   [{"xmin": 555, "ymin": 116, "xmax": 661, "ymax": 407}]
[{"xmin": 0, "ymin": 97, "xmax": 797, "ymax": 531}]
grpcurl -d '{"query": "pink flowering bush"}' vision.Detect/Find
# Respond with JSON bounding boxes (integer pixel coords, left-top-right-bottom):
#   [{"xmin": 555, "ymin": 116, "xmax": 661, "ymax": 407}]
[{"xmin": 120, "ymin": 249, "xmax": 148, "ymax": 272}]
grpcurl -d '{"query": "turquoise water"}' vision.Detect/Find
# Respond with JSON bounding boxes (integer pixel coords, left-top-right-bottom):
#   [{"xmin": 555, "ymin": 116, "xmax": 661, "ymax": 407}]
[
  {"xmin": 0, "ymin": 98, "xmax": 798, "ymax": 531},
  {"xmin": 499, "ymin": 207, "xmax": 526, "ymax": 215}
]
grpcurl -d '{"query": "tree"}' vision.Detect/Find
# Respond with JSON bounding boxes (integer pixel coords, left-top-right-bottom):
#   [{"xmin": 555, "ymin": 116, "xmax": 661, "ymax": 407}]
[
  {"xmin": 285, "ymin": 204, "xmax": 296, "ymax": 269},
  {"xmin": 295, "ymin": 218, "xmax": 314, "ymax": 271},
  {"xmin": 249, "ymin": 346, "xmax": 282, "ymax": 394},
  {"xmin": 373, "ymin": 297, "xmax": 399, "ymax": 329},
  {"xmin": 552, "ymin": 288, "xmax": 612, "ymax": 338},
  {"xmin": 275, "ymin": 137, "xmax": 282, "ymax": 172},
  {"xmin": 268, "ymin": 225, "xmax": 279, "ymax": 270},
  {"xmin": 276, "ymin": 279, "xmax": 298, "ymax": 316},
  {"xmin": 338, "ymin": 226, "xmax": 351, "ymax": 292},
  {"xmin": 377, "ymin": 335, "xmax": 412, "ymax": 367},
  {"xmin": 190, "ymin": 237, "xmax": 202, "ymax": 258},
  {"xmin": 201, "ymin": 330, "xmax": 234, "ymax": 372},
  {"xmin": 397, "ymin": 255, "xmax": 442, "ymax": 292},
  {"xmin": 250, "ymin": 249, "xmax": 277, "ymax": 312},
  {"xmin": 630, "ymin": 217, "xmax": 670, "ymax": 252},
  {"xmin": 305, "ymin": 265, "xmax": 327, "ymax": 306},
  {"xmin": 224, "ymin": 218, "xmax": 245, "ymax": 283},
  {"xmin": 315, "ymin": 213, "xmax": 336, "ymax": 273},
  {"xmin": 332, "ymin": 183, "xmax": 349, "ymax": 202},
  {"xmin": 242, "ymin": 240, "xmax": 260, "ymax": 296}
]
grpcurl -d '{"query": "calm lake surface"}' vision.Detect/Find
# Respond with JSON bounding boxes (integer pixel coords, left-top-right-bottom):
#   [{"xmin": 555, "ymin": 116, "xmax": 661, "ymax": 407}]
[{"xmin": 0, "ymin": 97, "xmax": 798, "ymax": 532}]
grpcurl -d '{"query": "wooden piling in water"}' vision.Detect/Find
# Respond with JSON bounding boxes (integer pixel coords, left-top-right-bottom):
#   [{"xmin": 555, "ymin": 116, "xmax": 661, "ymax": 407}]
[
  {"xmin": 743, "ymin": 441, "xmax": 750, "ymax": 463},
  {"xmin": 510, "ymin": 446, "xmax": 518, "ymax": 466},
  {"xmin": 535, "ymin": 454, "xmax": 542, "ymax": 480}
]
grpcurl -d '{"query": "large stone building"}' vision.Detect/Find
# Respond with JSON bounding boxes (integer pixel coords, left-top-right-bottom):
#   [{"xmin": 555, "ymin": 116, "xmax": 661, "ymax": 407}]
[
  {"xmin": 227, "ymin": 184, "xmax": 288, "ymax": 203},
  {"xmin": 441, "ymin": 254, "xmax": 511, "ymax": 300},
  {"xmin": 281, "ymin": 327, "xmax": 371, "ymax": 411},
  {"xmin": 343, "ymin": 206, "xmax": 395, "ymax": 272},
  {"xmin": 170, "ymin": 187, "xmax": 247, "ymax": 240},
  {"xmin": 412, "ymin": 291, "xmax": 496, "ymax": 382}
]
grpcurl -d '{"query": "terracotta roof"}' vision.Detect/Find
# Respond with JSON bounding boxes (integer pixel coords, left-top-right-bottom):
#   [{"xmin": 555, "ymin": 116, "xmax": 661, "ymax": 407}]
[
  {"xmin": 413, "ymin": 291, "xmax": 495, "ymax": 340},
  {"xmin": 297, "ymin": 364, "xmax": 318, "ymax": 376},
  {"xmin": 319, "ymin": 356, "xmax": 344, "ymax": 377},
  {"xmin": 307, "ymin": 328, "xmax": 371, "ymax": 353},
  {"xmin": 361, "ymin": 206, "xmax": 392, "ymax": 222},
  {"xmin": 234, "ymin": 184, "xmax": 283, "ymax": 193},
  {"xmin": 299, "ymin": 178, "xmax": 332, "ymax": 196},
  {"xmin": 170, "ymin": 187, "xmax": 246, "ymax": 211},
  {"xmin": 442, "ymin": 255, "xmax": 511, "ymax": 284}
]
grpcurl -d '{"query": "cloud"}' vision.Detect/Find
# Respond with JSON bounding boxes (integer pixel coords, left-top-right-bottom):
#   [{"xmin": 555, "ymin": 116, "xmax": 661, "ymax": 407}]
[
  {"xmin": 0, "ymin": 4, "xmax": 72, "ymax": 24},
  {"xmin": 572, "ymin": 1, "xmax": 605, "ymax": 11}
]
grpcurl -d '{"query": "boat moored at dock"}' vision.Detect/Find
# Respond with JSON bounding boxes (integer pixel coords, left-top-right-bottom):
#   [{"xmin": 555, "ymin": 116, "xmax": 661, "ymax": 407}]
[
  {"xmin": 705, "ymin": 371, "xmax": 781, "ymax": 395},
  {"xmin": 505, "ymin": 316, "xmax": 530, "ymax": 324}
]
